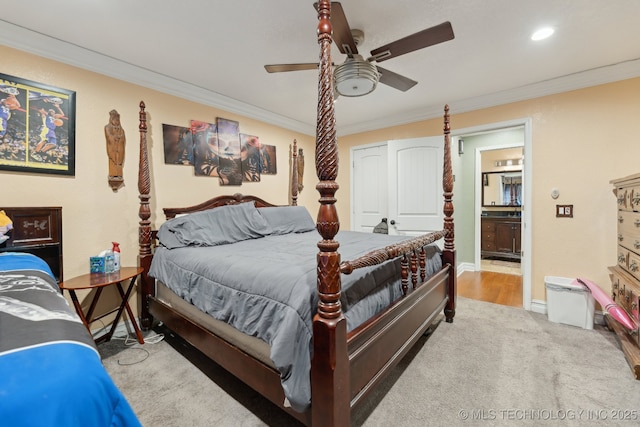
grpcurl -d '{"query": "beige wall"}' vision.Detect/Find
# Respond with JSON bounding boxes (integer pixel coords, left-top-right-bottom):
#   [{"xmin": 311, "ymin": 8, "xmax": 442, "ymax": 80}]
[
  {"xmin": 0, "ymin": 46, "xmax": 315, "ymax": 303},
  {"xmin": 339, "ymin": 77, "xmax": 640, "ymax": 301},
  {"xmin": 3, "ymin": 45, "xmax": 640, "ymax": 307}
]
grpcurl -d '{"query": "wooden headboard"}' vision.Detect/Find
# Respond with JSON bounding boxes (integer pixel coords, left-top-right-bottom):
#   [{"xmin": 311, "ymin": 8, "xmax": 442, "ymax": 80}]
[{"xmin": 163, "ymin": 194, "xmax": 279, "ymax": 219}]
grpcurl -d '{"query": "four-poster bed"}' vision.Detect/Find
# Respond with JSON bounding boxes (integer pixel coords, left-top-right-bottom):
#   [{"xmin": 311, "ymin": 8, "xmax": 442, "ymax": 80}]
[{"xmin": 136, "ymin": 2, "xmax": 456, "ymax": 425}]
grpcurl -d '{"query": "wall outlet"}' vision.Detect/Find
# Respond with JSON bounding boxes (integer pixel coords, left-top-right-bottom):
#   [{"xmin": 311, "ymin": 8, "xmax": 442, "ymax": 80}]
[{"xmin": 556, "ymin": 204, "xmax": 573, "ymax": 218}]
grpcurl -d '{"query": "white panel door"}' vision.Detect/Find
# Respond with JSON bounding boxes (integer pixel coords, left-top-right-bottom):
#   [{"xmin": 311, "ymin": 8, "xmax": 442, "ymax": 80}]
[
  {"xmin": 387, "ymin": 137, "xmax": 443, "ymax": 235},
  {"xmin": 352, "ymin": 144, "xmax": 388, "ymax": 232}
]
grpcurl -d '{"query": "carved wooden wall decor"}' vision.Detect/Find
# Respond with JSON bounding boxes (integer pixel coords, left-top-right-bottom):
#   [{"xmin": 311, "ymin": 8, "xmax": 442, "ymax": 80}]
[{"xmin": 105, "ymin": 109, "xmax": 126, "ymax": 191}]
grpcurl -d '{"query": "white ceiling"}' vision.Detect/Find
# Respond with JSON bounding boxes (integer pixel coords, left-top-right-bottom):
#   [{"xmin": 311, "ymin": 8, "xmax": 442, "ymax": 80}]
[{"xmin": 2, "ymin": 0, "xmax": 640, "ymax": 136}]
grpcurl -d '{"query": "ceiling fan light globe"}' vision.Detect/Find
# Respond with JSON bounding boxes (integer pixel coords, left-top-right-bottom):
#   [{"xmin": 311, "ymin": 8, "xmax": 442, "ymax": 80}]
[
  {"xmin": 334, "ymin": 57, "xmax": 379, "ymax": 97},
  {"xmin": 335, "ymin": 77, "xmax": 377, "ymax": 97}
]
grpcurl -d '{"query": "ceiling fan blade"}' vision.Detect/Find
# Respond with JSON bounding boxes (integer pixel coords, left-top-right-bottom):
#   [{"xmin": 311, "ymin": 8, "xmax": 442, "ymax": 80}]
[
  {"xmin": 314, "ymin": 2, "xmax": 358, "ymax": 56},
  {"xmin": 376, "ymin": 66, "xmax": 418, "ymax": 92},
  {"xmin": 264, "ymin": 63, "xmax": 318, "ymax": 73},
  {"xmin": 369, "ymin": 21, "xmax": 454, "ymax": 63}
]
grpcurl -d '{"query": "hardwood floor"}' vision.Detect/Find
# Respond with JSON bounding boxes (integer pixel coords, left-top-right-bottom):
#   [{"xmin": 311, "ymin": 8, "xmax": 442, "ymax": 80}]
[{"xmin": 458, "ymin": 270, "xmax": 523, "ymax": 307}]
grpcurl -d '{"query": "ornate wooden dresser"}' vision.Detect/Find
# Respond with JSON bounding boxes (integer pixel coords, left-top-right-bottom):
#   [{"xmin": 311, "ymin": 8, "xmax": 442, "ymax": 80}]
[{"xmin": 610, "ymin": 173, "xmax": 640, "ymax": 379}]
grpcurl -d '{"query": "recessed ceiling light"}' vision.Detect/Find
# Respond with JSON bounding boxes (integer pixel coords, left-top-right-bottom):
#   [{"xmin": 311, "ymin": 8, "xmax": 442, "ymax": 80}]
[{"xmin": 531, "ymin": 27, "xmax": 554, "ymax": 41}]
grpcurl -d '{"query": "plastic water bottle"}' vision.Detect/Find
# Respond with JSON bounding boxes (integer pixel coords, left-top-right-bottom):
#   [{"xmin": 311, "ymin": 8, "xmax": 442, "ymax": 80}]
[
  {"xmin": 112, "ymin": 242, "xmax": 121, "ymax": 271},
  {"xmin": 104, "ymin": 251, "xmax": 115, "ymax": 273}
]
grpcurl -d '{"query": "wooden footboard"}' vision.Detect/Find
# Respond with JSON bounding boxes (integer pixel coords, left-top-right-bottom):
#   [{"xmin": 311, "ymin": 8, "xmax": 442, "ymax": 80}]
[
  {"xmin": 339, "ymin": 230, "xmax": 451, "ymax": 406},
  {"xmin": 347, "ymin": 266, "xmax": 450, "ymax": 407}
]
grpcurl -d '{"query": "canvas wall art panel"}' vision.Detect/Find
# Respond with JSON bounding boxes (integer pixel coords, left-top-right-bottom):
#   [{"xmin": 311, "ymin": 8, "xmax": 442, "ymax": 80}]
[
  {"xmin": 191, "ymin": 120, "xmax": 219, "ymax": 176},
  {"xmin": 216, "ymin": 118, "xmax": 242, "ymax": 185},
  {"xmin": 260, "ymin": 144, "xmax": 277, "ymax": 175},
  {"xmin": 162, "ymin": 124, "xmax": 193, "ymax": 165},
  {"xmin": 239, "ymin": 133, "xmax": 261, "ymax": 182}
]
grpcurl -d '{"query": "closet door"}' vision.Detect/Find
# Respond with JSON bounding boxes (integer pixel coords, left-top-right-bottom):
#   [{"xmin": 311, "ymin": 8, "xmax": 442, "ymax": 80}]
[
  {"xmin": 352, "ymin": 144, "xmax": 388, "ymax": 232},
  {"xmin": 387, "ymin": 137, "xmax": 443, "ymax": 235}
]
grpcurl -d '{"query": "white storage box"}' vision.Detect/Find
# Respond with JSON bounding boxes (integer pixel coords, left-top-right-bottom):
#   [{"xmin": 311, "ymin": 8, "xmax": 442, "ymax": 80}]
[{"xmin": 545, "ymin": 276, "xmax": 595, "ymax": 329}]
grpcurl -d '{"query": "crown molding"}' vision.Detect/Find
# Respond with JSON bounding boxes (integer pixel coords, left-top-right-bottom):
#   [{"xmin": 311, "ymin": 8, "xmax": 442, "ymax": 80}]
[
  {"xmin": 338, "ymin": 58, "xmax": 640, "ymax": 136},
  {"xmin": 3, "ymin": 20, "xmax": 639, "ymax": 138},
  {"xmin": 0, "ymin": 20, "xmax": 315, "ymax": 136}
]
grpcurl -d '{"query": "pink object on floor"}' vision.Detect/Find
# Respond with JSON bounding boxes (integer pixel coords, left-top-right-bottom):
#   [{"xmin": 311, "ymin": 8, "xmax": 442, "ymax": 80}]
[{"xmin": 575, "ymin": 277, "xmax": 637, "ymax": 330}]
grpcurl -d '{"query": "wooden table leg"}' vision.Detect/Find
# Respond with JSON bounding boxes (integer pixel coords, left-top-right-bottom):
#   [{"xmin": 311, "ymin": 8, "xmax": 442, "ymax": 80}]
[
  {"xmin": 84, "ymin": 287, "xmax": 104, "ymax": 324},
  {"xmin": 115, "ymin": 276, "xmax": 145, "ymax": 344},
  {"xmin": 99, "ymin": 291, "xmax": 126, "ymax": 344},
  {"xmin": 68, "ymin": 290, "xmax": 91, "ymax": 334}
]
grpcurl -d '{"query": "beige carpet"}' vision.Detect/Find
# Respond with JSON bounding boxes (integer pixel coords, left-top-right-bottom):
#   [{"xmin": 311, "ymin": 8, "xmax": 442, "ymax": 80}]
[{"xmin": 100, "ymin": 297, "xmax": 640, "ymax": 426}]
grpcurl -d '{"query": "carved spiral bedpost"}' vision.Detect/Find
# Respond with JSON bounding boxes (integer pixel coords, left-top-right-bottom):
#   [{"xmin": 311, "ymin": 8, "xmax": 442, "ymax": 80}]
[
  {"xmin": 137, "ymin": 101, "xmax": 153, "ymax": 330},
  {"xmin": 442, "ymin": 105, "xmax": 457, "ymax": 323},
  {"xmin": 311, "ymin": 1, "xmax": 349, "ymax": 426},
  {"xmin": 291, "ymin": 139, "xmax": 299, "ymax": 206}
]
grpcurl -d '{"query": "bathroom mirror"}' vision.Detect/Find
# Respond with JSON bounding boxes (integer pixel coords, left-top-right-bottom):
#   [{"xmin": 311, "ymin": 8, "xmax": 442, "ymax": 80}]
[{"xmin": 482, "ymin": 170, "xmax": 522, "ymax": 207}]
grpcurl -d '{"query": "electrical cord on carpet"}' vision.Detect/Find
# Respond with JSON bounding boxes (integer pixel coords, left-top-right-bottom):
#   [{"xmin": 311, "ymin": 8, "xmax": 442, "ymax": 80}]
[
  {"xmin": 112, "ymin": 331, "xmax": 165, "ymax": 346},
  {"xmin": 116, "ymin": 348, "xmax": 150, "ymax": 365},
  {"xmin": 91, "ymin": 318, "xmax": 165, "ymax": 365},
  {"xmin": 111, "ymin": 332, "xmax": 165, "ymax": 365}
]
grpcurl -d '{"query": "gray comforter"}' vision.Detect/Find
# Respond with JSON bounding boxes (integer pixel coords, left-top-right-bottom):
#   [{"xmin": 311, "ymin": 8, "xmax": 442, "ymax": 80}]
[{"xmin": 149, "ymin": 230, "xmax": 442, "ymax": 412}]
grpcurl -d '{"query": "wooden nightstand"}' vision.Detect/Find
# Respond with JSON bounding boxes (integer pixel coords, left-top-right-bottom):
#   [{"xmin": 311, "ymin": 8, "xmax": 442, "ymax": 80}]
[
  {"xmin": 60, "ymin": 267, "xmax": 145, "ymax": 344},
  {"xmin": 0, "ymin": 207, "xmax": 63, "ymax": 282}
]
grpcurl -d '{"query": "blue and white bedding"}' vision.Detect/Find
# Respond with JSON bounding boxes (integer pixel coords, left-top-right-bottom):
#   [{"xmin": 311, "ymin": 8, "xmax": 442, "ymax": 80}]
[
  {"xmin": 149, "ymin": 203, "xmax": 443, "ymax": 411},
  {"xmin": 0, "ymin": 252, "xmax": 141, "ymax": 427}
]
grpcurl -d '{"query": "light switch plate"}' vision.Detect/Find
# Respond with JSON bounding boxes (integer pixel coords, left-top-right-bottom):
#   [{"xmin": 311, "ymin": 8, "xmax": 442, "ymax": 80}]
[{"xmin": 556, "ymin": 204, "xmax": 573, "ymax": 218}]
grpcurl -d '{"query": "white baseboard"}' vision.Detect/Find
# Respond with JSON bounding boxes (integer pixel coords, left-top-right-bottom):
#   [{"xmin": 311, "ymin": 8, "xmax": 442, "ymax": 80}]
[
  {"xmin": 530, "ymin": 299, "xmax": 547, "ymax": 314},
  {"xmin": 457, "ymin": 262, "xmax": 475, "ymax": 274}
]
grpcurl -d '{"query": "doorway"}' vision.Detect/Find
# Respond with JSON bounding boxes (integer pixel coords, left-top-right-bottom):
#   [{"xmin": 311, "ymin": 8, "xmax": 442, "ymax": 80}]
[{"xmin": 452, "ymin": 118, "xmax": 532, "ymax": 310}]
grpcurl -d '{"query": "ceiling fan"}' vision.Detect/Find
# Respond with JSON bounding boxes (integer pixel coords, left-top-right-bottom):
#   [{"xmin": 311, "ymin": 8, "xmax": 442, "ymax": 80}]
[{"xmin": 264, "ymin": 2, "xmax": 454, "ymax": 97}]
